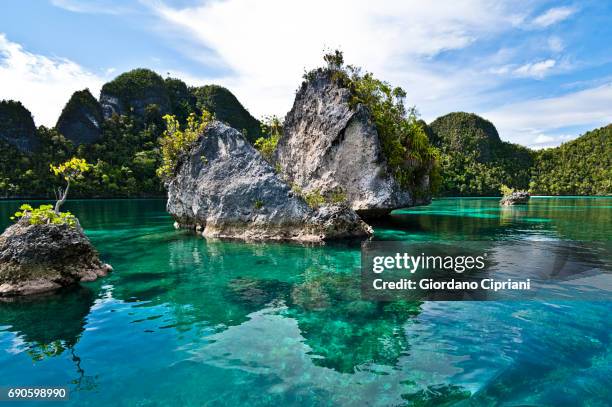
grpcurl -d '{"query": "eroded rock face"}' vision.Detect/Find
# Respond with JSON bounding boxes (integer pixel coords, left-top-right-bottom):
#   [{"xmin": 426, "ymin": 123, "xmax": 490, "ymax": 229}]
[
  {"xmin": 99, "ymin": 68, "xmax": 170, "ymax": 119},
  {"xmin": 56, "ymin": 89, "xmax": 104, "ymax": 145},
  {"xmin": 166, "ymin": 121, "xmax": 372, "ymax": 242},
  {"xmin": 276, "ymin": 71, "xmax": 420, "ymax": 217},
  {"xmin": 500, "ymin": 191, "xmax": 530, "ymax": 206},
  {"xmin": 0, "ymin": 220, "xmax": 112, "ymax": 296}
]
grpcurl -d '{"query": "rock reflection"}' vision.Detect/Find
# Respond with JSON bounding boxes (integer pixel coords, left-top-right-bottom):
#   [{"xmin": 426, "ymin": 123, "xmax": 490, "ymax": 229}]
[
  {"xmin": 0, "ymin": 286, "xmax": 97, "ymax": 389},
  {"xmin": 222, "ymin": 267, "xmax": 423, "ymax": 374}
]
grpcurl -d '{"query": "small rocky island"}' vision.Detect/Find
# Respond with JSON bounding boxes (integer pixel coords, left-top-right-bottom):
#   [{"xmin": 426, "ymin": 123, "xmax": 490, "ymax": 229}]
[
  {"xmin": 165, "ymin": 53, "xmax": 436, "ymax": 241},
  {"xmin": 0, "ymin": 216, "xmax": 111, "ymax": 296},
  {"xmin": 0, "ymin": 159, "xmax": 111, "ymax": 297},
  {"xmin": 500, "ymin": 191, "xmax": 530, "ymax": 206},
  {"xmin": 166, "ymin": 121, "xmax": 372, "ymax": 242}
]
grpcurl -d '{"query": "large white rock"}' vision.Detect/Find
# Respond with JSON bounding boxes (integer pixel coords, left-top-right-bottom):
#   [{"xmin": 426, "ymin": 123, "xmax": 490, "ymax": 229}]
[
  {"xmin": 276, "ymin": 70, "xmax": 429, "ymax": 217},
  {"xmin": 166, "ymin": 121, "xmax": 371, "ymax": 242}
]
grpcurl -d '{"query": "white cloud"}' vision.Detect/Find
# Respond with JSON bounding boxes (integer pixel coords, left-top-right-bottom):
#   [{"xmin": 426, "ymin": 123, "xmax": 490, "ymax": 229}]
[
  {"xmin": 532, "ymin": 6, "xmax": 576, "ymax": 28},
  {"xmin": 0, "ymin": 34, "xmax": 105, "ymax": 126},
  {"xmin": 534, "ymin": 134, "xmax": 554, "ymax": 143},
  {"xmin": 547, "ymin": 36, "xmax": 564, "ymax": 52},
  {"xmin": 148, "ymin": 0, "xmax": 526, "ymax": 121},
  {"xmin": 513, "ymin": 59, "xmax": 556, "ymax": 78},
  {"xmin": 484, "ymin": 82, "xmax": 612, "ymax": 147},
  {"xmin": 50, "ymin": 0, "xmax": 135, "ymax": 14}
]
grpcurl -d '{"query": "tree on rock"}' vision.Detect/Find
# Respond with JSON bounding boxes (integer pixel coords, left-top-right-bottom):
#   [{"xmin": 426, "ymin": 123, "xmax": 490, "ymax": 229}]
[{"xmin": 50, "ymin": 158, "xmax": 91, "ymax": 213}]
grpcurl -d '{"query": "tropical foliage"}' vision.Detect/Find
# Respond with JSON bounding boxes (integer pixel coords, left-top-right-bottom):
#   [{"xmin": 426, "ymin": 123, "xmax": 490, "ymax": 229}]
[
  {"xmin": 306, "ymin": 50, "xmax": 440, "ymax": 197},
  {"xmin": 50, "ymin": 157, "xmax": 91, "ymax": 212},
  {"xmin": 529, "ymin": 125, "xmax": 611, "ymax": 195},
  {"xmin": 11, "ymin": 204, "xmax": 77, "ymax": 228},
  {"xmin": 157, "ymin": 111, "xmax": 213, "ymax": 180},
  {"xmin": 430, "ymin": 112, "xmax": 534, "ymax": 196},
  {"xmin": 254, "ymin": 116, "xmax": 283, "ymax": 163}
]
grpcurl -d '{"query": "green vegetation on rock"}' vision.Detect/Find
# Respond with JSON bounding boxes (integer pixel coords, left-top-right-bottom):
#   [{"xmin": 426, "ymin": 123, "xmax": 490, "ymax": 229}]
[
  {"xmin": 305, "ymin": 51, "xmax": 440, "ymax": 197},
  {"xmin": 253, "ymin": 116, "xmax": 282, "ymax": 162},
  {"xmin": 11, "ymin": 204, "xmax": 77, "ymax": 228},
  {"xmin": 429, "ymin": 112, "xmax": 534, "ymax": 196},
  {"xmin": 429, "ymin": 112, "xmax": 610, "ymax": 196},
  {"xmin": 0, "ymin": 100, "xmax": 39, "ymax": 152},
  {"xmin": 529, "ymin": 125, "xmax": 611, "ymax": 195},
  {"xmin": 157, "ymin": 111, "xmax": 213, "ymax": 180},
  {"xmin": 100, "ymin": 68, "xmax": 171, "ymax": 116},
  {"xmin": 56, "ymin": 89, "xmax": 104, "ymax": 145},
  {"xmin": 191, "ymin": 85, "xmax": 262, "ymax": 142}
]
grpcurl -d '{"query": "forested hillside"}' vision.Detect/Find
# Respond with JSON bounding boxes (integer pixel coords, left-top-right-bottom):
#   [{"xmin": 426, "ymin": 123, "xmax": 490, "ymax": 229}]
[
  {"xmin": 0, "ymin": 69, "xmax": 261, "ymax": 198},
  {"xmin": 0, "ymin": 68, "xmax": 609, "ymax": 199},
  {"xmin": 429, "ymin": 112, "xmax": 533, "ymax": 196},
  {"xmin": 529, "ymin": 125, "xmax": 611, "ymax": 195}
]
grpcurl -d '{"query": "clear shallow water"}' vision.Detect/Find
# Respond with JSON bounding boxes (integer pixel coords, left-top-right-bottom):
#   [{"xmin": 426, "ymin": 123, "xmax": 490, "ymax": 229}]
[{"xmin": 0, "ymin": 198, "xmax": 610, "ymax": 406}]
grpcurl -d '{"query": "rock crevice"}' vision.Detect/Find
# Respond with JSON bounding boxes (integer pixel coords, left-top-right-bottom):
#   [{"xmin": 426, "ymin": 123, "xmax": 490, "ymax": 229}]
[
  {"xmin": 275, "ymin": 71, "xmax": 419, "ymax": 217},
  {"xmin": 166, "ymin": 121, "xmax": 371, "ymax": 242}
]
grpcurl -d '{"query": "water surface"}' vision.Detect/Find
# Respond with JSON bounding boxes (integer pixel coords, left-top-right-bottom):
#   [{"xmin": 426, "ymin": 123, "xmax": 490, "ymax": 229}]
[{"xmin": 0, "ymin": 198, "xmax": 610, "ymax": 406}]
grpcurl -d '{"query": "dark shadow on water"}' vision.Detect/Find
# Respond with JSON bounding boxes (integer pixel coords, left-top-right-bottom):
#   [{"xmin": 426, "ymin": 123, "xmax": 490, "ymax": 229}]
[{"xmin": 0, "ymin": 285, "xmax": 98, "ymax": 389}]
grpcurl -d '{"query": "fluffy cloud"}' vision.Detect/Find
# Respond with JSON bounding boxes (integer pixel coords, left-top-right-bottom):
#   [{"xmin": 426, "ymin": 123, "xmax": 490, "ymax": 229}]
[
  {"xmin": 513, "ymin": 59, "xmax": 556, "ymax": 78},
  {"xmin": 531, "ymin": 6, "xmax": 576, "ymax": 28},
  {"xmin": 0, "ymin": 34, "xmax": 105, "ymax": 126},
  {"xmin": 149, "ymin": 0, "xmax": 526, "ymax": 121},
  {"xmin": 484, "ymin": 82, "xmax": 612, "ymax": 148}
]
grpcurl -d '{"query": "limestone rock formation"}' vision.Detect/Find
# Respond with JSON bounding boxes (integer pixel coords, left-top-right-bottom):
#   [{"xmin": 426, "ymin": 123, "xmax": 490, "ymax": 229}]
[
  {"xmin": 500, "ymin": 191, "xmax": 530, "ymax": 206},
  {"xmin": 0, "ymin": 100, "xmax": 39, "ymax": 152},
  {"xmin": 166, "ymin": 121, "xmax": 371, "ymax": 242},
  {"xmin": 100, "ymin": 68, "xmax": 171, "ymax": 119},
  {"xmin": 429, "ymin": 112, "xmax": 501, "ymax": 163},
  {"xmin": 191, "ymin": 85, "xmax": 262, "ymax": 143},
  {"xmin": 0, "ymin": 219, "xmax": 112, "ymax": 296},
  {"xmin": 275, "ymin": 71, "xmax": 422, "ymax": 217},
  {"xmin": 56, "ymin": 89, "xmax": 104, "ymax": 145}
]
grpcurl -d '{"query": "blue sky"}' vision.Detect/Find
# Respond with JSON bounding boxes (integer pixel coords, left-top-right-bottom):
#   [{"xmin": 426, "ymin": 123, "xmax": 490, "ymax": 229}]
[{"xmin": 1, "ymin": 0, "xmax": 611, "ymax": 148}]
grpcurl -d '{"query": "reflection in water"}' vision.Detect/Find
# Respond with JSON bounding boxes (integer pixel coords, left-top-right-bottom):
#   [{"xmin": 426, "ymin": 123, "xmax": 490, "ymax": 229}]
[
  {"xmin": 0, "ymin": 198, "xmax": 610, "ymax": 406},
  {"xmin": 0, "ymin": 286, "xmax": 97, "ymax": 389}
]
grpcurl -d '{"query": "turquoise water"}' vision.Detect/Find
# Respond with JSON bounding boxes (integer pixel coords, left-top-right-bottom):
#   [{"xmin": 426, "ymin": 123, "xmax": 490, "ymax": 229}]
[{"xmin": 0, "ymin": 198, "xmax": 610, "ymax": 406}]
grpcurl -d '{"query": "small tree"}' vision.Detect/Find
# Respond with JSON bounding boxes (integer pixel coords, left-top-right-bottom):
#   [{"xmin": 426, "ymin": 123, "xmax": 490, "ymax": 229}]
[
  {"xmin": 500, "ymin": 184, "xmax": 514, "ymax": 197},
  {"xmin": 50, "ymin": 157, "xmax": 91, "ymax": 214},
  {"xmin": 254, "ymin": 115, "xmax": 283, "ymax": 163}
]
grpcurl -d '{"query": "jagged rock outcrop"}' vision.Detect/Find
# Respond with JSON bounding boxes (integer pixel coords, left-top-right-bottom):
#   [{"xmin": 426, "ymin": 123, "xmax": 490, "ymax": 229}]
[
  {"xmin": 166, "ymin": 121, "xmax": 371, "ymax": 242},
  {"xmin": 100, "ymin": 68, "xmax": 171, "ymax": 119},
  {"xmin": 275, "ymin": 71, "xmax": 422, "ymax": 217},
  {"xmin": 0, "ymin": 219, "xmax": 112, "ymax": 296},
  {"xmin": 500, "ymin": 191, "xmax": 530, "ymax": 206},
  {"xmin": 191, "ymin": 85, "xmax": 262, "ymax": 143},
  {"xmin": 56, "ymin": 89, "xmax": 104, "ymax": 145},
  {"xmin": 0, "ymin": 100, "xmax": 39, "ymax": 152}
]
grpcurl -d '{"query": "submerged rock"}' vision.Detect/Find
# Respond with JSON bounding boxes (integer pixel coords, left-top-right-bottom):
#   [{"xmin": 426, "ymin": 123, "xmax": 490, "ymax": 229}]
[
  {"xmin": 166, "ymin": 121, "xmax": 371, "ymax": 242},
  {"xmin": 0, "ymin": 219, "xmax": 112, "ymax": 296},
  {"xmin": 56, "ymin": 89, "xmax": 104, "ymax": 145},
  {"xmin": 500, "ymin": 191, "xmax": 530, "ymax": 206},
  {"xmin": 276, "ymin": 70, "xmax": 425, "ymax": 217}
]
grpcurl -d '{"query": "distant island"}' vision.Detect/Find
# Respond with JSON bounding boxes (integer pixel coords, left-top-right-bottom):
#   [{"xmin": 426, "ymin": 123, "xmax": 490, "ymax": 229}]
[{"xmin": 0, "ymin": 52, "xmax": 610, "ymax": 200}]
